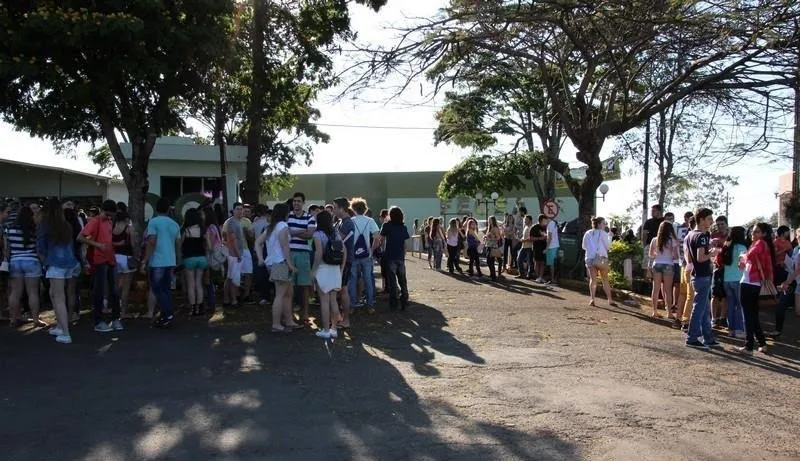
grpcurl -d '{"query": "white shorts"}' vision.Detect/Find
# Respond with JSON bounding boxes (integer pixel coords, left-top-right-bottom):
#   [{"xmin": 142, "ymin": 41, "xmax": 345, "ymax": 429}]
[
  {"xmin": 227, "ymin": 256, "xmax": 243, "ymax": 287},
  {"xmin": 240, "ymin": 249, "xmax": 253, "ymax": 275},
  {"xmin": 115, "ymin": 254, "xmax": 136, "ymax": 274}
]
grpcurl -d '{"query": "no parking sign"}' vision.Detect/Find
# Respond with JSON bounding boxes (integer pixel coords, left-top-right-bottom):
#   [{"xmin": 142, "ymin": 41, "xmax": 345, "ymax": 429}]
[{"xmin": 541, "ymin": 199, "xmax": 560, "ymax": 219}]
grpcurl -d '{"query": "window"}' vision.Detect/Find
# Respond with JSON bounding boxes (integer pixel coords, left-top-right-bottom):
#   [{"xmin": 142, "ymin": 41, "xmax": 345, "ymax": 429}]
[
  {"xmin": 159, "ymin": 176, "xmax": 222, "ymax": 204},
  {"xmin": 182, "ymin": 177, "xmax": 202, "ymax": 194},
  {"xmin": 160, "ymin": 177, "xmax": 182, "ymax": 205}
]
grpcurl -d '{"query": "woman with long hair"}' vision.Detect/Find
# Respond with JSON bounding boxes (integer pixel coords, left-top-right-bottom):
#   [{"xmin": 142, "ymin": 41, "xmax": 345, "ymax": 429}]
[
  {"xmin": 484, "ymin": 216, "xmax": 503, "ymax": 282},
  {"xmin": 502, "ymin": 214, "xmax": 517, "ymax": 271},
  {"xmin": 737, "ymin": 222, "xmax": 775, "ymax": 354},
  {"xmin": 181, "ymin": 208, "xmax": 209, "ymax": 316},
  {"xmin": 378, "ymin": 206, "xmax": 411, "ymax": 310},
  {"xmin": 4, "ymin": 206, "xmax": 45, "ymax": 327},
  {"xmin": 582, "ymin": 217, "xmax": 615, "ymax": 307},
  {"xmin": 428, "ymin": 218, "xmax": 445, "ymax": 270},
  {"xmin": 63, "ymin": 208, "xmax": 84, "ymax": 321},
  {"xmin": 648, "ymin": 221, "xmax": 679, "ymax": 317},
  {"xmin": 202, "ymin": 206, "xmax": 222, "ymax": 311},
  {"xmin": 265, "ymin": 202, "xmax": 300, "ymax": 332},
  {"xmin": 465, "ymin": 218, "xmax": 483, "ymax": 276},
  {"xmin": 111, "ymin": 204, "xmax": 134, "ymax": 318},
  {"xmin": 424, "ymin": 216, "xmax": 434, "ymax": 268},
  {"xmin": 36, "ymin": 198, "xmax": 78, "ymax": 343},
  {"xmin": 311, "ymin": 210, "xmax": 344, "ymax": 339},
  {"xmin": 445, "ymin": 218, "xmax": 464, "ymax": 275},
  {"xmin": 721, "ymin": 226, "xmax": 747, "ymax": 338}
]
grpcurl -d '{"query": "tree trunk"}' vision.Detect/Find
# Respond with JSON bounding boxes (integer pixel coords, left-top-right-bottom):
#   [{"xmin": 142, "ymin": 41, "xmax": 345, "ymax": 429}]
[
  {"xmin": 243, "ymin": 0, "xmax": 267, "ymax": 206},
  {"xmin": 126, "ymin": 141, "xmax": 152, "ymax": 253},
  {"xmin": 214, "ymin": 102, "xmax": 229, "ymax": 213}
]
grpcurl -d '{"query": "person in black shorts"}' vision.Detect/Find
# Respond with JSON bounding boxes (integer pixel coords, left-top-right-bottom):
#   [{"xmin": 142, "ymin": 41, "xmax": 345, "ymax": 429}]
[{"xmin": 531, "ymin": 215, "xmax": 549, "ymax": 282}]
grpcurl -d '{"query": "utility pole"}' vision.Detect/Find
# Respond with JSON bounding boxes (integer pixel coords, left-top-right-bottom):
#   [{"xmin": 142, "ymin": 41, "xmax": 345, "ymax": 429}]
[{"xmin": 641, "ymin": 118, "xmax": 650, "ymax": 240}]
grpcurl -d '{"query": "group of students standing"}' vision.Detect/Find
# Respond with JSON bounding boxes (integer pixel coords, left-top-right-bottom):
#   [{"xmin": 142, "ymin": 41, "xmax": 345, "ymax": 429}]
[
  {"xmin": 418, "ymin": 206, "xmax": 561, "ymax": 284},
  {"xmin": 638, "ymin": 204, "xmax": 796, "ymax": 353}
]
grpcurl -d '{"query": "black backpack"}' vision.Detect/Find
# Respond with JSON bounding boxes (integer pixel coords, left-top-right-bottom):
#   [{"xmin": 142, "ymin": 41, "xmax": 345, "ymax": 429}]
[{"xmin": 323, "ymin": 231, "xmax": 344, "ymax": 265}]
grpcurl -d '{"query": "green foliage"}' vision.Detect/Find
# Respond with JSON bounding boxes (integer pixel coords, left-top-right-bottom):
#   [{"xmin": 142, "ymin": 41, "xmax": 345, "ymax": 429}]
[
  {"xmin": 260, "ymin": 174, "xmax": 296, "ymax": 200},
  {"xmin": 608, "ymin": 270, "xmax": 630, "ymax": 290},
  {"xmin": 608, "ymin": 239, "xmax": 643, "ymax": 274},
  {"xmin": 437, "ymin": 152, "xmax": 535, "ymax": 200}
]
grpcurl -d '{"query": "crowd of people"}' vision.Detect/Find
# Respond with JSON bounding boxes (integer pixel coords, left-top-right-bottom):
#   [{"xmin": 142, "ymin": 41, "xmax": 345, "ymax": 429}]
[
  {"xmin": 585, "ymin": 204, "xmax": 798, "ymax": 353},
  {"xmin": 415, "ymin": 207, "xmax": 561, "ymax": 284},
  {"xmin": 0, "ymin": 194, "xmax": 412, "ymax": 344}
]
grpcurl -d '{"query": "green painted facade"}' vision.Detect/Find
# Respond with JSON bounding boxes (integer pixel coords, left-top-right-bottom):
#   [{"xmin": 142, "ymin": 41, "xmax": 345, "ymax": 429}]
[{"xmin": 264, "ymin": 171, "xmax": 581, "ymax": 224}]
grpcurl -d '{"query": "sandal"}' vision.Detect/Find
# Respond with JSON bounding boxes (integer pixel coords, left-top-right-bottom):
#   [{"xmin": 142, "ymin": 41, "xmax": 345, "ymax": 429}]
[
  {"xmin": 271, "ymin": 326, "xmax": 289, "ymax": 333},
  {"xmin": 589, "ymin": 300, "xmax": 596, "ymax": 307}
]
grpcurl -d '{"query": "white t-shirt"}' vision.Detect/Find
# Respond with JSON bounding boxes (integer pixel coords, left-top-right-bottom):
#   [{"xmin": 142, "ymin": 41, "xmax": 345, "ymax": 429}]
[
  {"xmin": 351, "ymin": 215, "xmax": 380, "ymax": 258},
  {"xmin": 582, "ymin": 229, "xmax": 610, "ymax": 262},
  {"xmin": 650, "ymin": 238, "xmax": 677, "ymax": 265},
  {"xmin": 266, "ymin": 221, "xmax": 289, "ymax": 266},
  {"xmin": 547, "ymin": 220, "xmax": 560, "ymax": 249}
]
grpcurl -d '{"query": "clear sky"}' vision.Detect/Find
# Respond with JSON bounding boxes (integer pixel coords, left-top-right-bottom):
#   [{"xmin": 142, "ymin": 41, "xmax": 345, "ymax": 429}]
[{"xmin": 0, "ymin": 0, "xmax": 791, "ymax": 225}]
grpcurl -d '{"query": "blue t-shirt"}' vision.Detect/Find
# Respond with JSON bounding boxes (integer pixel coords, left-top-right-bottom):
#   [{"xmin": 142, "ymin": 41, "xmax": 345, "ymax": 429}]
[
  {"xmin": 336, "ymin": 216, "xmax": 356, "ymax": 261},
  {"xmin": 723, "ymin": 243, "xmax": 747, "ymax": 282},
  {"xmin": 146, "ymin": 215, "xmax": 181, "ymax": 268},
  {"xmin": 379, "ymin": 222, "xmax": 410, "ymax": 261}
]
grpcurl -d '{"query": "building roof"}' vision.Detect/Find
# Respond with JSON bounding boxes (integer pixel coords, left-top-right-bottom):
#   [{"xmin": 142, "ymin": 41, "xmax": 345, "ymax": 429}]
[{"xmin": 0, "ymin": 157, "xmax": 123, "ymax": 183}]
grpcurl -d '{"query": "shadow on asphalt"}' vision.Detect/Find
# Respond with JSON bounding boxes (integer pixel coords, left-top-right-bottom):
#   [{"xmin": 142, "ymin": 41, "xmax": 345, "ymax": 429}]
[
  {"xmin": 438, "ymin": 270, "xmax": 565, "ymax": 299},
  {"xmin": 0, "ymin": 301, "xmax": 580, "ymax": 461}
]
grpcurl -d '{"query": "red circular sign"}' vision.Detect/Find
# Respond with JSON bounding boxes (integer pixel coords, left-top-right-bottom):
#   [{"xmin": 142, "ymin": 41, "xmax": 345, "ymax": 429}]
[{"xmin": 542, "ymin": 199, "xmax": 560, "ymax": 219}]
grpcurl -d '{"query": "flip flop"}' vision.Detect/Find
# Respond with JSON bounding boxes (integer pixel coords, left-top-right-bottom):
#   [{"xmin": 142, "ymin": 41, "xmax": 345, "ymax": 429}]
[{"xmin": 271, "ymin": 327, "xmax": 289, "ymax": 333}]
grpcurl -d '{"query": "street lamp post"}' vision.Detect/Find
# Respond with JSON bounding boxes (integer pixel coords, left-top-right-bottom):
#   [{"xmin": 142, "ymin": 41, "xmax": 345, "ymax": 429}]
[{"xmin": 475, "ymin": 192, "xmax": 500, "ymax": 225}]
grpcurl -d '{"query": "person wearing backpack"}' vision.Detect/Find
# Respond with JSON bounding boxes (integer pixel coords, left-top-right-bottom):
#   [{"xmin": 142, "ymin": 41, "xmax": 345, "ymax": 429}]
[
  {"xmin": 311, "ymin": 210, "xmax": 345, "ymax": 339},
  {"xmin": 348, "ymin": 197, "xmax": 380, "ymax": 314}
]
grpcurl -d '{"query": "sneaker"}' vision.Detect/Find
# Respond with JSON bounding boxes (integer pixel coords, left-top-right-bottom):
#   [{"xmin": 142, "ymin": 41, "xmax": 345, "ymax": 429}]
[
  {"xmin": 111, "ymin": 319, "xmax": 124, "ymax": 331},
  {"xmin": 535, "ymin": 278, "xmax": 545, "ymax": 283},
  {"xmin": 329, "ymin": 328, "xmax": 338, "ymax": 339},
  {"xmin": 316, "ymin": 329, "xmax": 331, "ymax": 339},
  {"xmin": 55, "ymin": 334, "xmax": 72, "ymax": 344},
  {"xmin": 48, "ymin": 327, "xmax": 64, "ymax": 336},
  {"xmin": 735, "ymin": 346, "xmax": 753, "ymax": 355},
  {"xmin": 734, "ymin": 331, "xmax": 746, "ymax": 339},
  {"xmin": 94, "ymin": 321, "xmax": 113, "ymax": 333},
  {"xmin": 757, "ymin": 345, "xmax": 769, "ymax": 354},
  {"xmin": 155, "ymin": 316, "xmax": 174, "ymax": 328},
  {"xmin": 259, "ymin": 299, "xmax": 269, "ymax": 306},
  {"xmin": 70, "ymin": 312, "xmax": 80, "ymax": 323},
  {"xmin": 704, "ymin": 340, "xmax": 722, "ymax": 348},
  {"xmin": 685, "ymin": 340, "xmax": 709, "ymax": 350}
]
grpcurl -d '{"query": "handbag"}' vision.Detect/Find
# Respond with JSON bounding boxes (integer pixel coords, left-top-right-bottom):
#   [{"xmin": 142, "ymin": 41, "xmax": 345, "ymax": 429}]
[
  {"xmin": 755, "ymin": 257, "xmax": 778, "ymax": 300},
  {"xmin": 490, "ymin": 247, "xmax": 503, "ymax": 258},
  {"xmin": 591, "ymin": 231, "xmax": 610, "ymax": 270}
]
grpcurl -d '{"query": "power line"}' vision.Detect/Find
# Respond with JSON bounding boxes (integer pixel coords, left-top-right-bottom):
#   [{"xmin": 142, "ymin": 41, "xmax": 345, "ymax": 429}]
[{"xmin": 315, "ymin": 121, "xmax": 793, "ymax": 131}]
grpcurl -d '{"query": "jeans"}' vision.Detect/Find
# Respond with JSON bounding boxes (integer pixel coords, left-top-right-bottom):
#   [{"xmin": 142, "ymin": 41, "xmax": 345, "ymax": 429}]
[
  {"xmin": 740, "ymin": 283, "xmax": 766, "ymax": 350},
  {"xmin": 503, "ymin": 238, "xmax": 516, "ymax": 268},
  {"xmin": 776, "ymin": 283, "xmax": 794, "ymax": 333},
  {"xmin": 486, "ymin": 251, "xmax": 499, "ymax": 280},
  {"xmin": 687, "ymin": 276, "xmax": 714, "ymax": 343},
  {"xmin": 255, "ymin": 264, "xmax": 272, "ymax": 301},
  {"xmin": 150, "ymin": 267, "xmax": 175, "ymax": 320},
  {"xmin": 349, "ymin": 258, "xmax": 375, "ymax": 308},
  {"xmin": 467, "ymin": 247, "xmax": 481, "ymax": 274},
  {"xmin": 92, "ymin": 263, "xmax": 120, "ymax": 325},
  {"xmin": 431, "ymin": 240, "xmax": 444, "ymax": 270},
  {"xmin": 446, "ymin": 244, "xmax": 462, "ymax": 273},
  {"xmin": 386, "ymin": 259, "xmax": 408, "ymax": 308},
  {"xmin": 517, "ymin": 248, "xmax": 533, "ymax": 277},
  {"xmin": 723, "ymin": 281, "xmax": 744, "ymax": 333}
]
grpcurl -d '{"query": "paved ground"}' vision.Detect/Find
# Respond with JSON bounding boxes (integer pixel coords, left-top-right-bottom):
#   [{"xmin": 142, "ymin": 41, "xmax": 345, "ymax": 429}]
[{"xmin": 1, "ymin": 257, "xmax": 799, "ymax": 461}]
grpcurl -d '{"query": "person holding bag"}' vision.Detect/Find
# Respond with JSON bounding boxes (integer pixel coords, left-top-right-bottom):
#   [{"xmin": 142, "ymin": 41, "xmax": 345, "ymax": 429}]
[
  {"xmin": 581, "ymin": 217, "xmax": 615, "ymax": 307},
  {"xmin": 736, "ymin": 222, "xmax": 776, "ymax": 355}
]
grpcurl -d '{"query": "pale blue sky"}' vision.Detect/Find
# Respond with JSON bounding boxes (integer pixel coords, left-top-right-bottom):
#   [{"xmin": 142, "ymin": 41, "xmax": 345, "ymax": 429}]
[{"xmin": 0, "ymin": 0, "xmax": 791, "ymax": 224}]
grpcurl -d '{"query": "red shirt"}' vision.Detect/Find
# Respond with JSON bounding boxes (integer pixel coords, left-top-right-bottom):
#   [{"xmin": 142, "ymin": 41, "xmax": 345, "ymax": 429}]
[
  {"xmin": 774, "ymin": 238, "xmax": 792, "ymax": 264},
  {"xmin": 81, "ymin": 216, "xmax": 116, "ymax": 266},
  {"xmin": 744, "ymin": 240, "xmax": 773, "ymax": 283}
]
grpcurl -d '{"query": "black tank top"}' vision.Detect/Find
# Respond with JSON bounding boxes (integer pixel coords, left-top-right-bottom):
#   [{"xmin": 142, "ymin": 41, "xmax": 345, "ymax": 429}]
[
  {"xmin": 181, "ymin": 227, "xmax": 205, "ymax": 258},
  {"xmin": 112, "ymin": 227, "xmax": 132, "ymax": 256}
]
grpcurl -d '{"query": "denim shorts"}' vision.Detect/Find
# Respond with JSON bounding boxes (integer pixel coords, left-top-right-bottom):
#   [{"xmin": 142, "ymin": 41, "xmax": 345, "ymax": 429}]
[
  {"xmin": 45, "ymin": 263, "xmax": 80, "ymax": 280},
  {"xmin": 183, "ymin": 256, "xmax": 208, "ymax": 270},
  {"xmin": 652, "ymin": 263, "xmax": 672, "ymax": 274},
  {"xmin": 10, "ymin": 259, "xmax": 42, "ymax": 279}
]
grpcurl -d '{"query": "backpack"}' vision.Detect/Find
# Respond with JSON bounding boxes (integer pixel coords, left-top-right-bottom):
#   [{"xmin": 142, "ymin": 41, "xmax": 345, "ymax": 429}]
[
  {"xmin": 353, "ymin": 221, "xmax": 370, "ymax": 260},
  {"xmin": 323, "ymin": 231, "xmax": 344, "ymax": 265},
  {"xmin": 208, "ymin": 225, "xmax": 229, "ymax": 271}
]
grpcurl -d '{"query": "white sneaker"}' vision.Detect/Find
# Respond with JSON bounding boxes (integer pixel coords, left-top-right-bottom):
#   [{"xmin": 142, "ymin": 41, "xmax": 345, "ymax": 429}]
[
  {"xmin": 70, "ymin": 312, "xmax": 80, "ymax": 322},
  {"xmin": 55, "ymin": 334, "xmax": 72, "ymax": 344},
  {"xmin": 329, "ymin": 328, "xmax": 338, "ymax": 339},
  {"xmin": 535, "ymin": 278, "xmax": 545, "ymax": 283},
  {"xmin": 94, "ymin": 321, "xmax": 113, "ymax": 333},
  {"xmin": 111, "ymin": 319, "xmax": 124, "ymax": 331},
  {"xmin": 259, "ymin": 299, "xmax": 269, "ymax": 306},
  {"xmin": 315, "ymin": 329, "xmax": 331, "ymax": 339},
  {"xmin": 48, "ymin": 327, "xmax": 64, "ymax": 336}
]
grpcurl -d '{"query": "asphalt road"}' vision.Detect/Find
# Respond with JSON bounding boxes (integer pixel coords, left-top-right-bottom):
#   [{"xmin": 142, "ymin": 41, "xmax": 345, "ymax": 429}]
[{"xmin": 1, "ymin": 257, "xmax": 798, "ymax": 461}]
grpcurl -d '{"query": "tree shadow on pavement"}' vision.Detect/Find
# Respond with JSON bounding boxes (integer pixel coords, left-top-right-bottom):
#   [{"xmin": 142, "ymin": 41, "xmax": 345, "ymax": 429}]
[{"xmin": 0, "ymin": 316, "xmax": 579, "ymax": 461}]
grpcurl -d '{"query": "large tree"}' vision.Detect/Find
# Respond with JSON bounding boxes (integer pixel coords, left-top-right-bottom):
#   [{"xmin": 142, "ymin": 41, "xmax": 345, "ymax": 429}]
[
  {"xmin": 349, "ymin": 0, "xmax": 799, "ymax": 228},
  {"xmin": 0, "ymin": 1, "xmax": 233, "ymax": 243}
]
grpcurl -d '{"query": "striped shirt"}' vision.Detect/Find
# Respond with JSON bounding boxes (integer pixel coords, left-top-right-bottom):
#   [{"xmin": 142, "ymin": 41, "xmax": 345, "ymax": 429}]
[
  {"xmin": 287, "ymin": 212, "xmax": 316, "ymax": 252},
  {"xmin": 4, "ymin": 224, "xmax": 38, "ymax": 261}
]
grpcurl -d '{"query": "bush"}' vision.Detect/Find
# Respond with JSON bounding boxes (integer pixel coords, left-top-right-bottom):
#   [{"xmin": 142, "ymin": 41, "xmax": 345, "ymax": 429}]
[
  {"xmin": 608, "ymin": 270, "xmax": 630, "ymax": 290},
  {"xmin": 608, "ymin": 239, "xmax": 643, "ymax": 273}
]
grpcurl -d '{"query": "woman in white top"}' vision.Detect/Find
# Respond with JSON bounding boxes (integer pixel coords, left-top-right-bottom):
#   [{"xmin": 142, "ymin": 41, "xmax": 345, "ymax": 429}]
[
  {"xmin": 257, "ymin": 203, "xmax": 299, "ymax": 333},
  {"xmin": 311, "ymin": 210, "xmax": 345, "ymax": 339},
  {"xmin": 445, "ymin": 218, "xmax": 464, "ymax": 274},
  {"xmin": 648, "ymin": 221, "xmax": 679, "ymax": 318},
  {"xmin": 582, "ymin": 216, "xmax": 615, "ymax": 307}
]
